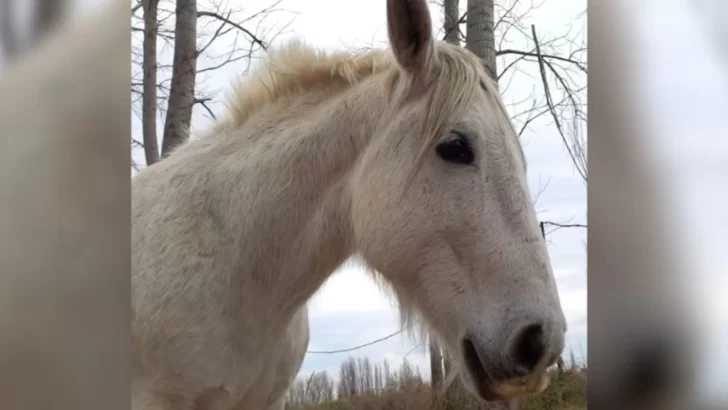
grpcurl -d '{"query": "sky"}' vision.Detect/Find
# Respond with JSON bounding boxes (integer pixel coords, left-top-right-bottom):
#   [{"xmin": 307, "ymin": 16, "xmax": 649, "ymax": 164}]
[{"xmin": 118, "ymin": 0, "xmax": 728, "ymax": 400}]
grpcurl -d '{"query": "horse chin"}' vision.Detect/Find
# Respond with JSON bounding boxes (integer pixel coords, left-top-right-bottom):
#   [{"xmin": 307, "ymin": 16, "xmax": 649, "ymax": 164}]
[
  {"xmin": 497, "ymin": 373, "xmax": 551, "ymax": 398},
  {"xmin": 463, "ymin": 370, "xmax": 551, "ymax": 403}
]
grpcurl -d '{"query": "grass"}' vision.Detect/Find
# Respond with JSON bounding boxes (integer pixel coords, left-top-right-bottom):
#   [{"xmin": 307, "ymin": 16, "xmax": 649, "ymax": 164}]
[{"xmin": 287, "ymin": 365, "xmax": 586, "ymax": 410}]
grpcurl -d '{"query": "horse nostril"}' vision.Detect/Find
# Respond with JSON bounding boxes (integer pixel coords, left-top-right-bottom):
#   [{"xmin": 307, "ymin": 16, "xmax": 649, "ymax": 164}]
[{"xmin": 511, "ymin": 323, "xmax": 547, "ymax": 372}]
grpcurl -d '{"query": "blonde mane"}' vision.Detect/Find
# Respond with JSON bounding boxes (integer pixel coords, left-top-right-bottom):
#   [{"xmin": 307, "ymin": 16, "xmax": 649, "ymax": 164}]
[
  {"xmin": 215, "ymin": 41, "xmax": 392, "ymax": 133},
  {"xmin": 211, "ymin": 40, "xmax": 504, "ymax": 153}
]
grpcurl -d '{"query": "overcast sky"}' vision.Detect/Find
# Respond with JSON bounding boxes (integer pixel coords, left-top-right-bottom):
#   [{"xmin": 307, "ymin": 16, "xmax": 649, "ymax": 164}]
[{"xmin": 122, "ymin": 0, "xmax": 728, "ymax": 400}]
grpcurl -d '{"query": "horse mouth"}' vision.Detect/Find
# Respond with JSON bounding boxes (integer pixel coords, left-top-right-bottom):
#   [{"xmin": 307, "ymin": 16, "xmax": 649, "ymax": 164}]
[
  {"xmin": 462, "ymin": 338, "xmax": 506, "ymax": 402},
  {"xmin": 461, "ymin": 338, "xmax": 549, "ymax": 402}
]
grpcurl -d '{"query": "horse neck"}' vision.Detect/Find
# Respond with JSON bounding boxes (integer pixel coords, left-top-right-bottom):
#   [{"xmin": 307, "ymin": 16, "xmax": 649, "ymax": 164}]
[{"xmin": 217, "ymin": 77, "xmax": 392, "ymax": 324}]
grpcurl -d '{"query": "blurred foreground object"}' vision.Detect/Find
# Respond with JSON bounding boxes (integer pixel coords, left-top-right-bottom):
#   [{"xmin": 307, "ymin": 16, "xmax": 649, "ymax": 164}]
[
  {"xmin": 0, "ymin": 0, "xmax": 70, "ymax": 62},
  {"xmin": 589, "ymin": 1, "xmax": 703, "ymax": 409},
  {"xmin": 0, "ymin": 0, "xmax": 129, "ymax": 409},
  {"xmin": 688, "ymin": 0, "xmax": 727, "ymax": 69}
]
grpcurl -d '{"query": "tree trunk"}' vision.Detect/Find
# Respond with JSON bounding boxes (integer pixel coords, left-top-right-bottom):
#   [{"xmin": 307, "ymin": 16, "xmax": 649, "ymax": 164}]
[
  {"xmin": 161, "ymin": 0, "xmax": 197, "ymax": 158},
  {"xmin": 443, "ymin": 0, "xmax": 460, "ymax": 45},
  {"xmin": 429, "ymin": 339, "xmax": 443, "ymax": 389},
  {"xmin": 142, "ymin": 0, "xmax": 160, "ymax": 165},
  {"xmin": 465, "ymin": 0, "xmax": 496, "ymax": 83}
]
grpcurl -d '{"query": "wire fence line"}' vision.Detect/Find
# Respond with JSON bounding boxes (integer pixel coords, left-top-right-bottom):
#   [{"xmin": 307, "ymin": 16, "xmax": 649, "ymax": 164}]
[{"xmin": 306, "ymin": 329, "xmax": 406, "ymax": 354}]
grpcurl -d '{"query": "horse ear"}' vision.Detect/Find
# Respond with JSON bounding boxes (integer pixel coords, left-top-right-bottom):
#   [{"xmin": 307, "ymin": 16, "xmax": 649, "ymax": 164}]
[{"xmin": 386, "ymin": 0, "xmax": 437, "ymax": 79}]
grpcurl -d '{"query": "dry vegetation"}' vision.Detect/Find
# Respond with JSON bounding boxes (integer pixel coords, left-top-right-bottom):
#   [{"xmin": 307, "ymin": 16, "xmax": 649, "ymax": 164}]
[{"xmin": 286, "ymin": 355, "xmax": 586, "ymax": 410}]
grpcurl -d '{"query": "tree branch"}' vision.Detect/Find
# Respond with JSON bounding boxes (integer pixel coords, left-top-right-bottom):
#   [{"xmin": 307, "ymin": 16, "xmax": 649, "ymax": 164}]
[
  {"xmin": 532, "ymin": 24, "xmax": 587, "ymax": 183},
  {"xmin": 497, "ymin": 48, "xmax": 587, "ymax": 73},
  {"xmin": 197, "ymin": 10, "xmax": 267, "ymax": 50},
  {"xmin": 497, "ymin": 52, "xmax": 528, "ymax": 80},
  {"xmin": 542, "ymin": 221, "xmax": 587, "ymax": 229},
  {"xmin": 194, "ymin": 97, "xmax": 217, "ymax": 120},
  {"xmin": 442, "ymin": 9, "xmax": 469, "ymax": 42},
  {"xmin": 131, "ymin": 1, "xmax": 142, "ymax": 15},
  {"xmin": 197, "ymin": 9, "xmax": 232, "ymax": 57}
]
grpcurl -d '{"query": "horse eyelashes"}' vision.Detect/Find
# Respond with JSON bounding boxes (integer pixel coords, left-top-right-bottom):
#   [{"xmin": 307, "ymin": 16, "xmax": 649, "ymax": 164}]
[{"xmin": 436, "ymin": 133, "xmax": 475, "ymax": 165}]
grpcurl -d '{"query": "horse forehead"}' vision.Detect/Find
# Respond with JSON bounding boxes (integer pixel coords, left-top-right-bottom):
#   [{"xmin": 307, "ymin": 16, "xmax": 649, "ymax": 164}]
[
  {"xmin": 457, "ymin": 94, "xmax": 505, "ymax": 136},
  {"xmin": 460, "ymin": 93, "xmax": 527, "ymax": 172}
]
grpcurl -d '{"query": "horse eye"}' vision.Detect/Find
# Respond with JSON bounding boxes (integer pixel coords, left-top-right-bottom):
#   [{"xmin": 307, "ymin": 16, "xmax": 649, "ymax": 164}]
[{"xmin": 435, "ymin": 133, "xmax": 475, "ymax": 165}]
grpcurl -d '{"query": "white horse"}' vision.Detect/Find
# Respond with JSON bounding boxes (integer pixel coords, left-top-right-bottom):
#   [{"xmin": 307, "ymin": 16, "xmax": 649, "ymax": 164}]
[{"xmin": 131, "ymin": 0, "xmax": 567, "ymax": 408}]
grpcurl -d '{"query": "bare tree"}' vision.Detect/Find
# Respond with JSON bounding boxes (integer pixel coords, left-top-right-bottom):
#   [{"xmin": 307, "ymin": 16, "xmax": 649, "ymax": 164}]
[
  {"xmin": 374, "ymin": 361, "xmax": 384, "ymax": 393},
  {"xmin": 466, "ymin": 0, "xmax": 496, "ymax": 81},
  {"xmin": 430, "ymin": 0, "xmax": 587, "ymax": 183},
  {"xmin": 361, "ymin": 357, "xmax": 373, "ymax": 393},
  {"xmin": 385, "ymin": 360, "xmax": 398, "ymax": 390},
  {"xmin": 338, "ymin": 357, "xmax": 359, "ymax": 398},
  {"xmin": 130, "ymin": 0, "xmax": 292, "ymax": 168},
  {"xmin": 160, "ymin": 0, "xmax": 198, "ymax": 158},
  {"xmin": 286, "ymin": 357, "xmax": 428, "ymax": 407},
  {"xmin": 530, "ymin": 23, "xmax": 587, "ymax": 182},
  {"xmin": 141, "ymin": 0, "xmax": 160, "ymax": 165},
  {"xmin": 443, "ymin": 0, "xmax": 460, "ymax": 45},
  {"xmin": 398, "ymin": 358, "xmax": 416, "ymax": 387},
  {"xmin": 289, "ymin": 371, "xmax": 334, "ymax": 405},
  {"xmin": 286, "ymin": 377, "xmax": 307, "ymax": 406},
  {"xmin": 315, "ymin": 372, "xmax": 335, "ymax": 401}
]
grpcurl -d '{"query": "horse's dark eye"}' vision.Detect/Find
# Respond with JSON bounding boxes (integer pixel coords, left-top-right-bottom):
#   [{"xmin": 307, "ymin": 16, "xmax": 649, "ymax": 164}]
[{"xmin": 435, "ymin": 133, "xmax": 475, "ymax": 165}]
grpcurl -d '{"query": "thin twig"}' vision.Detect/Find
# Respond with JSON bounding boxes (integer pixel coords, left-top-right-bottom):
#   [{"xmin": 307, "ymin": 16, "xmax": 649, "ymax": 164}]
[
  {"xmin": 542, "ymin": 221, "xmax": 587, "ymax": 229},
  {"xmin": 194, "ymin": 97, "xmax": 217, "ymax": 120},
  {"xmin": 442, "ymin": 9, "xmax": 469, "ymax": 42},
  {"xmin": 497, "ymin": 48, "xmax": 587, "ymax": 73},
  {"xmin": 531, "ymin": 24, "xmax": 587, "ymax": 183},
  {"xmin": 197, "ymin": 9, "xmax": 232, "ymax": 56},
  {"xmin": 197, "ymin": 10, "xmax": 267, "ymax": 50}
]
